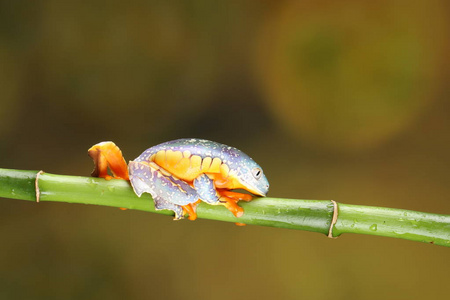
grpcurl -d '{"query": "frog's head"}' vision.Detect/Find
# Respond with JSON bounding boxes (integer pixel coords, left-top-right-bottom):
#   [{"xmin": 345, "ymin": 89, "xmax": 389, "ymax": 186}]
[{"xmin": 235, "ymin": 159, "xmax": 269, "ymax": 197}]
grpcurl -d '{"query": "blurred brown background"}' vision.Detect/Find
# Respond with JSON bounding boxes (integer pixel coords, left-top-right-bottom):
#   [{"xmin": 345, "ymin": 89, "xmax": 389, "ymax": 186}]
[{"xmin": 1, "ymin": 0, "xmax": 449, "ymax": 299}]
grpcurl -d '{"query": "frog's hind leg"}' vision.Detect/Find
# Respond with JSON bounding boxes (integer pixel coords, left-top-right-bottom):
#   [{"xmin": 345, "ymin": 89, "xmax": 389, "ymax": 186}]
[
  {"xmin": 129, "ymin": 161, "xmax": 199, "ymax": 220},
  {"xmin": 153, "ymin": 196, "xmax": 184, "ymax": 220},
  {"xmin": 88, "ymin": 141, "xmax": 129, "ymax": 180}
]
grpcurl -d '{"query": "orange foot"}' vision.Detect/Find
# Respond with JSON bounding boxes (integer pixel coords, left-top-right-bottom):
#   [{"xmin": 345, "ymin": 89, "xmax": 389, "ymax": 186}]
[
  {"xmin": 88, "ymin": 141, "xmax": 129, "ymax": 180},
  {"xmin": 216, "ymin": 190, "xmax": 253, "ymax": 217},
  {"xmin": 219, "ymin": 190, "xmax": 253, "ymax": 202},
  {"xmin": 182, "ymin": 200, "xmax": 201, "ymax": 221},
  {"xmin": 219, "ymin": 196, "xmax": 244, "ymax": 218}
]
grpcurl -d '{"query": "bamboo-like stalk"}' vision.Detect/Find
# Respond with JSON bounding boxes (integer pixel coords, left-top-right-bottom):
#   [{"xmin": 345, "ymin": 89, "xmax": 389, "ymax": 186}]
[{"xmin": 0, "ymin": 168, "xmax": 449, "ymax": 247}]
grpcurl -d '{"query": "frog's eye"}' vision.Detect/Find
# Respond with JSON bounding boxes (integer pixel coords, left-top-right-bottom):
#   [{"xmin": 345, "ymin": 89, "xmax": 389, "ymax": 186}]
[{"xmin": 252, "ymin": 167, "xmax": 262, "ymax": 180}]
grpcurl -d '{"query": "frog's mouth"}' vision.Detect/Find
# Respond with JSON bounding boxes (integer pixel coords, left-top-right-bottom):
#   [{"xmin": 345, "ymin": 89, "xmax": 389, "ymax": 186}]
[
  {"xmin": 224, "ymin": 174, "xmax": 268, "ymax": 197},
  {"xmin": 247, "ymin": 186, "xmax": 267, "ymax": 197},
  {"xmin": 238, "ymin": 180, "xmax": 268, "ymax": 197}
]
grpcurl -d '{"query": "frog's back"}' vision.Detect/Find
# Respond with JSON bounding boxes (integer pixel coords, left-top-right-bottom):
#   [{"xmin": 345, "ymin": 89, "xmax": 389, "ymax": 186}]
[{"xmin": 133, "ymin": 138, "xmax": 251, "ymax": 182}]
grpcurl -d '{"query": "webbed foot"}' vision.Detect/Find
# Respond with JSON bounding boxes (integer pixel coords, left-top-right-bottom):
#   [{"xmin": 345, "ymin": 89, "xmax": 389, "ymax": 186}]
[
  {"xmin": 88, "ymin": 141, "xmax": 129, "ymax": 180},
  {"xmin": 218, "ymin": 190, "xmax": 252, "ymax": 202},
  {"xmin": 216, "ymin": 190, "xmax": 252, "ymax": 218},
  {"xmin": 219, "ymin": 196, "xmax": 244, "ymax": 218},
  {"xmin": 182, "ymin": 200, "xmax": 201, "ymax": 221}
]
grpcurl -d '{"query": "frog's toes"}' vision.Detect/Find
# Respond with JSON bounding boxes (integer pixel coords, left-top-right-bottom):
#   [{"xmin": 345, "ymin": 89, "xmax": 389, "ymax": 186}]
[
  {"xmin": 219, "ymin": 196, "xmax": 244, "ymax": 218},
  {"xmin": 219, "ymin": 190, "xmax": 253, "ymax": 202},
  {"xmin": 88, "ymin": 141, "xmax": 129, "ymax": 180},
  {"xmin": 182, "ymin": 201, "xmax": 200, "ymax": 221}
]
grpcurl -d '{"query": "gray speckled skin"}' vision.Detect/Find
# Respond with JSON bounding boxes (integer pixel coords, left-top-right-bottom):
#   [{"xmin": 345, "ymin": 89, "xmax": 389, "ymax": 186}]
[
  {"xmin": 134, "ymin": 138, "xmax": 269, "ymax": 196},
  {"xmin": 128, "ymin": 160, "xmax": 197, "ymax": 219}
]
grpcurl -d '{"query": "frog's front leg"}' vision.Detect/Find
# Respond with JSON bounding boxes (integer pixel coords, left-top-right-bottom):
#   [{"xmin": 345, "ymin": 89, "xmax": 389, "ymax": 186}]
[
  {"xmin": 193, "ymin": 174, "xmax": 220, "ymax": 204},
  {"xmin": 193, "ymin": 174, "xmax": 245, "ymax": 218}
]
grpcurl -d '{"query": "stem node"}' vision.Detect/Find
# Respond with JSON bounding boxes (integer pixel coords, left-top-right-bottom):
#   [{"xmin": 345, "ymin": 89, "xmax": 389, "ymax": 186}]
[
  {"xmin": 35, "ymin": 170, "xmax": 45, "ymax": 203},
  {"xmin": 328, "ymin": 200, "xmax": 339, "ymax": 239}
]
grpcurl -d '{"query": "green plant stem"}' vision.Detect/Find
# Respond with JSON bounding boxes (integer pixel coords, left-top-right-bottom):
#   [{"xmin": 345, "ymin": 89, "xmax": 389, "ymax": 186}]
[{"xmin": 1, "ymin": 168, "xmax": 449, "ymax": 247}]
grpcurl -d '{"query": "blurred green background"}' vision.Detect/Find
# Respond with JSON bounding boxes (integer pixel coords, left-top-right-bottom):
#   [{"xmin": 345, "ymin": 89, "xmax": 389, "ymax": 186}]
[{"xmin": 1, "ymin": 0, "xmax": 449, "ymax": 299}]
